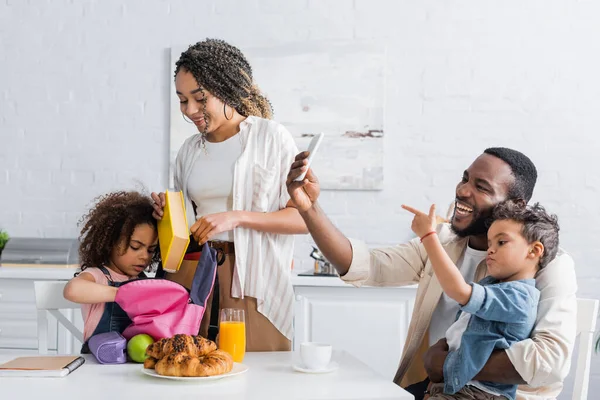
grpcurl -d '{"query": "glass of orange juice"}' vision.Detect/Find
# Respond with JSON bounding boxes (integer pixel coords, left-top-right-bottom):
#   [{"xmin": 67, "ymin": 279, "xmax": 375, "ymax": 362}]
[{"xmin": 219, "ymin": 308, "xmax": 246, "ymax": 363}]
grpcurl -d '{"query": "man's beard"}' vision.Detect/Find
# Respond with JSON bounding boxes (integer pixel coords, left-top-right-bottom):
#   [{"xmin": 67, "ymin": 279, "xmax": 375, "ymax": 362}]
[{"xmin": 450, "ymin": 208, "xmax": 493, "ymax": 238}]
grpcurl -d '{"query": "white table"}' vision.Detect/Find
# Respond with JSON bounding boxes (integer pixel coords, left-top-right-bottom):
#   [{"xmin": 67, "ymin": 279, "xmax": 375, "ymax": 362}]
[
  {"xmin": 1, "ymin": 267, "xmax": 417, "ymax": 380},
  {"xmin": 0, "ymin": 351, "xmax": 413, "ymax": 400}
]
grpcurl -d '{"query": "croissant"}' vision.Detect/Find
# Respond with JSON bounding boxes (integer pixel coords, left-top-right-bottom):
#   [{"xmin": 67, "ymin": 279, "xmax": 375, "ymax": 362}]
[
  {"xmin": 144, "ymin": 357, "xmax": 158, "ymax": 369},
  {"xmin": 154, "ymin": 350, "xmax": 234, "ymax": 377},
  {"xmin": 146, "ymin": 334, "xmax": 217, "ymax": 359}
]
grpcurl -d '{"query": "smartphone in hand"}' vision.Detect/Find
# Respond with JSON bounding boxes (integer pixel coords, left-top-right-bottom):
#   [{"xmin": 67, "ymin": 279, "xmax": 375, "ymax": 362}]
[{"xmin": 295, "ymin": 132, "xmax": 324, "ymax": 182}]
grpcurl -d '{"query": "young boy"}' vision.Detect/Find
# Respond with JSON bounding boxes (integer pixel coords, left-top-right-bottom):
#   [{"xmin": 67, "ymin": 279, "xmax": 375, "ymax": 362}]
[{"xmin": 402, "ymin": 200, "xmax": 560, "ymax": 400}]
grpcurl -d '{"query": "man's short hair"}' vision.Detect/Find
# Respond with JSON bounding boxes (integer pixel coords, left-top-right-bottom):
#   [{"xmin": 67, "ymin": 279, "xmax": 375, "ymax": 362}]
[{"xmin": 484, "ymin": 147, "xmax": 538, "ymax": 202}]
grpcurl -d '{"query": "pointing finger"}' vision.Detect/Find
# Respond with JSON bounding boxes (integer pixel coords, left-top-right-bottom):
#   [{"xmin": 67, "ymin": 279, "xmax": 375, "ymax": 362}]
[{"xmin": 401, "ymin": 204, "xmax": 424, "ymax": 216}]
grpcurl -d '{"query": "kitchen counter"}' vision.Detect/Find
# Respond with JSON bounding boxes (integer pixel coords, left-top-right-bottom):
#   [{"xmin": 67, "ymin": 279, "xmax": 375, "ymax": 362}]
[
  {"xmin": 0, "ymin": 266, "xmax": 417, "ymax": 290},
  {"xmin": 0, "ymin": 266, "xmax": 78, "ymax": 280}
]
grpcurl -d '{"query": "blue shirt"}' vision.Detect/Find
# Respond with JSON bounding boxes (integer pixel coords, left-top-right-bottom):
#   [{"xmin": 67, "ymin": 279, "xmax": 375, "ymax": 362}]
[{"xmin": 443, "ymin": 276, "xmax": 540, "ymax": 400}]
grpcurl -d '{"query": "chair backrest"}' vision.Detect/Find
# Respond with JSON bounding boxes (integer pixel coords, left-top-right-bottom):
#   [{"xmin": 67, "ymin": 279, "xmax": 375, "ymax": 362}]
[
  {"xmin": 33, "ymin": 281, "xmax": 83, "ymax": 354},
  {"xmin": 572, "ymin": 298, "xmax": 599, "ymax": 400}
]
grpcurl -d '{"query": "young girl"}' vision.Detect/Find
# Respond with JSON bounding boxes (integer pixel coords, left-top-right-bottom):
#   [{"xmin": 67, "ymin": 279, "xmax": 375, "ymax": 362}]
[
  {"xmin": 63, "ymin": 191, "xmax": 159, "ymax": 351},
  {"xmin": 152, "ymin": 38, "xmax": 308, "ymax": 351}
]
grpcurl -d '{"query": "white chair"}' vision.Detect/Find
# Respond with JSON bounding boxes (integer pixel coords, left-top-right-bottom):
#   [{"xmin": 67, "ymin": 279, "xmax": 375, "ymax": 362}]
[
  {"xmin": 33, "ymin": 281, "xmax": 83, "ymax": 354},
  {"xmin": 572, "ymin": 298, "xmax": 599, "ymax": 400}
]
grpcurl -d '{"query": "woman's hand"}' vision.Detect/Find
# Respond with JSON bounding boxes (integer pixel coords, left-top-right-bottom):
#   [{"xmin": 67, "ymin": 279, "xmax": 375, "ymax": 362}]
[
  {"xmin": 286, "ymin": 151, "xmax": 321, "ymax": 213},
  {"xmin": 190, "ymin": 211, "xmax": 242, "ymax": 245},
  {"xmin": 151, "ymin": 192, "xmax": 166, "ymax": 220}
]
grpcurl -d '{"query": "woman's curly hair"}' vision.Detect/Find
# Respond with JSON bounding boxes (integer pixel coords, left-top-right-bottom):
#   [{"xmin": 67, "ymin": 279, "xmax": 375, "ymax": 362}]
[
  {"xmin": 174, "ymin": 38, "xmax": 273, "ymax": 126},
  {"xmin": 77, "ymin": 191, "xmax": 159, "ymax": 273}
]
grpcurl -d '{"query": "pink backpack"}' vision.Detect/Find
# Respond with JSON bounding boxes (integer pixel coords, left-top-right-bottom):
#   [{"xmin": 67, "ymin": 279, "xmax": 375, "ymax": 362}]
[{"xmin": 114, "ymin": 243, "xmax": 217, "ymax": 340}]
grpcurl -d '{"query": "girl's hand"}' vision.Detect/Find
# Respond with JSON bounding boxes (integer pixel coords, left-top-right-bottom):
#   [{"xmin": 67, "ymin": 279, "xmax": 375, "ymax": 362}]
[
  {"xmin": 63, "ymin": 273, "xmax": 119, "ymax": 304},
  {"xmin": 151, "ymin": 192, "xmax": 166, "ymax": 220},
  {"xmin": 401, "ymin": 204, "xmax": 437, "ymax": 238},
  {"xmin": 190, "ymin": 211, "xmax": 242, "ymax": 245}
]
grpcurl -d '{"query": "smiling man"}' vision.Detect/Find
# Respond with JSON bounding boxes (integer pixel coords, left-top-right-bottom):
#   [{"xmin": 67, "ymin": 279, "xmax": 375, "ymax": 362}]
[{"xmin": 286, "ymin": 147, "xmax": 577, "ymax": 400}]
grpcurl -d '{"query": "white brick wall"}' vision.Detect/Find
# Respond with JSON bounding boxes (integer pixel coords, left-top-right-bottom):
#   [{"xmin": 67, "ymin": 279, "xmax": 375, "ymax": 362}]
[{"xmin": 1, "ymin": 0, "xmax": 599, "ymax": 394}]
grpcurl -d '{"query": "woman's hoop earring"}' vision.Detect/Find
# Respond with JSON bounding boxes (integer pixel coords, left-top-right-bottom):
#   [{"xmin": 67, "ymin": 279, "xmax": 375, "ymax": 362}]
[
  {"xmin": 223, "ymin": 103, "xmax": 234, "ymax": 120},
  {"xmin": 182, "ymin": 113, "xmax": 194, "ymax": 124}
]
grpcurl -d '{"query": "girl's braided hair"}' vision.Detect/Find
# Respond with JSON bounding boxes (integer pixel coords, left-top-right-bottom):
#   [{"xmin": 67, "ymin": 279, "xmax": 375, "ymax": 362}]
[
  {"xmin": 77, "ymin": 191, "xmax": 160, "ymax": 274},
  {"xmin": 174, "ymin": 38, "xmax": 273, "ymax": 124}
]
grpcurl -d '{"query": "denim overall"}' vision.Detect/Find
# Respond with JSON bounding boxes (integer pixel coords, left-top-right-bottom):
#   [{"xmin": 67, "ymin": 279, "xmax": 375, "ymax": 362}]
[{"xmin": 80, "ymin": 266, "xmax": 144, "ymax": 353}]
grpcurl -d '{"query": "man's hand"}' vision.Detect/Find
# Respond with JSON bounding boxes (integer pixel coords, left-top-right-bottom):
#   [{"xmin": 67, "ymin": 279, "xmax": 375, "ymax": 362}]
[
  {"xmin": 424, "ymin": 381, "xmax": 434, "ymax": 400},
  {"xmin": 190, "ymin": 211, "xmax": 242, "ymax": 245},
  {"xmin": 401, "ymin": 204, "xmax": 437, "ymax": 238},
  {"xmin": 286, "ymin": 151, "xmax": 321, "ymax": 213},
  {"xmin": 423, "ymin": 338, "xmax": 448, "ymax": 383},
  {"xmin": 474, "ymin": 350, "xmax": 526, "ymax": 384}
]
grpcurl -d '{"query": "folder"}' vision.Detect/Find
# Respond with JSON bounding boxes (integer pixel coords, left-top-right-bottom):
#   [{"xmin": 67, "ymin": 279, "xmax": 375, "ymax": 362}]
[
  {"xmin": 158, "ymin": 190, "xmax": 190, "ymax": 273},
  {"xmin": 0, "ymin": 356, "xmax": 85, "ymax": 377}
]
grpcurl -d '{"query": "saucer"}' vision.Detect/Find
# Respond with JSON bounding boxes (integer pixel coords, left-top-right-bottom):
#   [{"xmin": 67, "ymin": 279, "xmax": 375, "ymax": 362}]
[{"xmin": 292, "ymin": 361, "xmax": 339, "ymax": 374}]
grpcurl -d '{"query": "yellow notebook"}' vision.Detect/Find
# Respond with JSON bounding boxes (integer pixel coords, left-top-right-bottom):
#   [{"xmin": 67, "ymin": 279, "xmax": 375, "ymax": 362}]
[{"xmin": 158, "ymin": 190, "xmax": 190, "ymax": 273}]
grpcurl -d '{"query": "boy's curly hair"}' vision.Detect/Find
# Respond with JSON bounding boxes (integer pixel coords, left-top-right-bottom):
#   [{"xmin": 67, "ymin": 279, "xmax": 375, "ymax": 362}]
[
  {"xmin": 77, "ymin": 191, "xmax": 159, "ymax": 272},
  {"xmin": 491, "ymin": 200, "xmax": 560, "ymax": 268}
]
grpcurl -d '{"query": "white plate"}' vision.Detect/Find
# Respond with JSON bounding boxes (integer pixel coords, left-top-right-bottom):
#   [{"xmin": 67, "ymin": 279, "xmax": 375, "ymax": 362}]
[
  {"xmin": 292, "ymin": 361, "xmax": 339, "ymax": 374},
  {"xmin": 141, "ymin": 362, "xmax": 248, "ymax": 381}
]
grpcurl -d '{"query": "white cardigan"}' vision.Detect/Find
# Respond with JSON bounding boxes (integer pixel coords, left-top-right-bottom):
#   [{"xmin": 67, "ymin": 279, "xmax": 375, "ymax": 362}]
[{"xmin": 174, "ymin": 116, "xmax": 298, "ymax": 340}]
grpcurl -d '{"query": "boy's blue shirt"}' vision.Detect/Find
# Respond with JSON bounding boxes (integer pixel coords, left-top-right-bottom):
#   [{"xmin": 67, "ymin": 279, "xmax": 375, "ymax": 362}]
[{"xmin": 443, "ymin": 276, "xmax": 540, "ymax": 400}]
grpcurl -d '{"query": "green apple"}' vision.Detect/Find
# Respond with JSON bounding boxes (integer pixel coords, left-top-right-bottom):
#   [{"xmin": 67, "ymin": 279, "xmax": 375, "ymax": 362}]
[{"xmin": 127, "ymin": 334, "xmax": 155, "ymax": 363}]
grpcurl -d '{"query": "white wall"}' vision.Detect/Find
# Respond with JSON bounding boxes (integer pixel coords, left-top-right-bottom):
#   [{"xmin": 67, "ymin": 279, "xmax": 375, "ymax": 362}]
[{"xmin": 1, "ymin": 0, "xmax": 599, "ymax": 394}]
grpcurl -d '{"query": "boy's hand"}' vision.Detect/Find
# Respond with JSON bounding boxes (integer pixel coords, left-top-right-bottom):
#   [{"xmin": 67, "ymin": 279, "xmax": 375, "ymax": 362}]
[{"xmin": 402, "ymin": 204, "xmax": 437, "ymax": 238}]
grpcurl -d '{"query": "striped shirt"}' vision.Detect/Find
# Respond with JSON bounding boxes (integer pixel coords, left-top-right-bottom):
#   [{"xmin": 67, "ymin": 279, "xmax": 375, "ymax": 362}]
[{"xmin": 174, "ymin": 116, "xmax": 298, "ymax": 340}]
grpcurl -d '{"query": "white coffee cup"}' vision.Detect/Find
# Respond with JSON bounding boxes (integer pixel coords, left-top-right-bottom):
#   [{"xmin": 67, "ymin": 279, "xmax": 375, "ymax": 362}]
[{"xmin": 300, "ymin": 342, "xmax": 332, "ymax": 370}]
